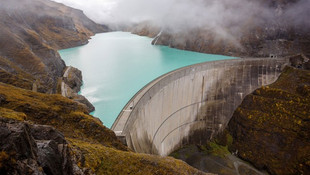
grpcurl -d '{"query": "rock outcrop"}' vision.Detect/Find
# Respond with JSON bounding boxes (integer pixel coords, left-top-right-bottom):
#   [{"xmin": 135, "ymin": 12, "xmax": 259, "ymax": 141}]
[
  {"xmin": 0, "ymin": 117, "xmax": 77, "ymax": 175},
  {"xmin": 0, "ymin": 0, "xmax": 107, "ymax": 93},
  {"xmin": 228, "ymin": 66, "xmax": 310, "ymax": 175},
  {"xmin": 60, "ymin": 66, "xmax": 95, "ymax": 112}
]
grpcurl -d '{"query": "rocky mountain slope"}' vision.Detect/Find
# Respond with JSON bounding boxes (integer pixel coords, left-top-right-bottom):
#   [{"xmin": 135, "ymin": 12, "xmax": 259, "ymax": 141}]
[
  {"xmin": 228, "ymin": 66, "xmax": 310, "ymax": 175},
  {"xmin": 131, "ymin": 0, "xmax": 310, "ymax": 57},
  {"xmin": 0, "ymin": 0, "xmax": 107, "ymax": 93}
]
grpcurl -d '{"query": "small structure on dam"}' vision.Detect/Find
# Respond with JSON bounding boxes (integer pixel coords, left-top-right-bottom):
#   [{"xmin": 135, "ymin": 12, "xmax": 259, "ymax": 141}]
[{"xmin": 112, "ymin": 57, "xmax": 289, "ymax": 156}]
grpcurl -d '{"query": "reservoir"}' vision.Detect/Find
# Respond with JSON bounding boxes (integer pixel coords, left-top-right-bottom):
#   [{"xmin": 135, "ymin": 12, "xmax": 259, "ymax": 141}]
[{"xmin": 59, "ymin": 32, "xmax": 235, "ymax": 128}]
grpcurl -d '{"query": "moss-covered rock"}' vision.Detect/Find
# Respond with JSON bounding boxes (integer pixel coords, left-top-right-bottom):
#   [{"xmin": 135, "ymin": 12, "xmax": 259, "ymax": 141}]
[{"xmin": 228, "ymin": 66, "xmax": 310, "ymax": 175}]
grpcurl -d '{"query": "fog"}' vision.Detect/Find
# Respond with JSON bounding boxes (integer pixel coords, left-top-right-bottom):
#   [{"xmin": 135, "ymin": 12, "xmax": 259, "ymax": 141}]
[
  {"xmin": 52, "ymin": 0, "xmax": 309, "ymax": 34},
  {"xmin": 52, "ymin": 0, "xmax": 116, "ymax": 24}
]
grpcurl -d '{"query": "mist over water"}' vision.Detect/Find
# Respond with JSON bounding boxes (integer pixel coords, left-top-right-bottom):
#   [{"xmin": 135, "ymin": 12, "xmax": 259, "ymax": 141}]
[{"xmin": 59, "ymin": 32, "xmax": 235, "ymax": 127}]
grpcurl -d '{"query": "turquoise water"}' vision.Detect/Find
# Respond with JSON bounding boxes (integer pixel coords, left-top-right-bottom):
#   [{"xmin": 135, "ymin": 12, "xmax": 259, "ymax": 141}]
[{"xmin": 59, "ymin": 32, "xmax": 235, "ymax": 128}]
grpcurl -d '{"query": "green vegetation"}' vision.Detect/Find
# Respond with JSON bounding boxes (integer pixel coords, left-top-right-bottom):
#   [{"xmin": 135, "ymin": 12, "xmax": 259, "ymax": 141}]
[
  {"xmin": 199, "ymin": 142, "xmax": 230, "ymax": 158},
  {"xmin": 0, "ymin": 107, "xmax": 27, "ymax": 121},
  {"xmin": 200, "ymin": 130, "xmax": 233, "ymax": 158}
]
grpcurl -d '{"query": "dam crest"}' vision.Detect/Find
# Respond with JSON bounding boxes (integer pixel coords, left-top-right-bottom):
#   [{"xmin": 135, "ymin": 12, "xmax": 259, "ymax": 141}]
[{"xmin": 112, "ymin": 57, "xmax": 289, "ymax": 156}]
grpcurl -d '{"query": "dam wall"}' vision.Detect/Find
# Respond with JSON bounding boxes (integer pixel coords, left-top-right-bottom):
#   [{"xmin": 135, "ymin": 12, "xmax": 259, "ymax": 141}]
[{"xmin": 112, "ymin": 57, "xmax": 289, "ymax": 156}]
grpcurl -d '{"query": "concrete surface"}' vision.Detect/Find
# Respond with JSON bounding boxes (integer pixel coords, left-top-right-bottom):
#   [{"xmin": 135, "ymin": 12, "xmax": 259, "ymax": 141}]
[{"xmin": 112, "ymin": 57, "xmax": 289, "ymax": 156}]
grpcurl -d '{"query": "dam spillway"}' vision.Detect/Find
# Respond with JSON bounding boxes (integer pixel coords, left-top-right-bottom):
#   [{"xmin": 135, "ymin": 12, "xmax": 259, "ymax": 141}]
[{"xmin": 112, "ymin": 57, "xmax": 289, "ymax": 156}]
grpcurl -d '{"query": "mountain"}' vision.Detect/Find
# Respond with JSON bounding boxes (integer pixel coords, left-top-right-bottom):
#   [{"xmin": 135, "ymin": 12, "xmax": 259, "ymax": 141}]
[
  {"xmin": 131, "ymin": 0, "xmax": 310, "ymax": 57},
  {"xmin": 0, "ymin": 0, "xmax": 107, "ymax": 93}
]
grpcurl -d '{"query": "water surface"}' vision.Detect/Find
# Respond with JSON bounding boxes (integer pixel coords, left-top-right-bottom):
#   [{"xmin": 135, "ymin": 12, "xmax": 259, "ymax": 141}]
[{"xmin": 59, "ymin": 32, "xmax": 235, "ymax": 128}]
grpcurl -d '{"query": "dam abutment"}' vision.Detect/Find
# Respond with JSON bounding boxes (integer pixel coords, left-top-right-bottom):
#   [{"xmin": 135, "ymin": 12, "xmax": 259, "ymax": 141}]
[{"xmin": 112, "ymin": 57, "xmax": 290, "ymax": 156}]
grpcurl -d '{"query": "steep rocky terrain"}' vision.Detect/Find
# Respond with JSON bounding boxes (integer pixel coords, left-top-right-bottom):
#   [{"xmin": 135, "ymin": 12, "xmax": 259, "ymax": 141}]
[
  {"xmin": 131, "ymin": 0, "xmax": 310, "ymax": 57},
  {"xmin": 0, "ymin": 117, "xmax": 75, "ymax": 175},
  {"xmin": 0, "ymin": 0, "xmax": 107, "ymax": 93},
  {"xmin": 228, "ymin": 66, "xmax": 310, "ymax": 175}
]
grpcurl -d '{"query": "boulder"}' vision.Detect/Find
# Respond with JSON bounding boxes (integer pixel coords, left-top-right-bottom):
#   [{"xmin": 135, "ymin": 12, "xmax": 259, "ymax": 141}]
[
  {"xmin": 63, "ymin": 67, "xmax": 83, "ymax": 93},
  {"xmin": 73, "ymin": 95, "xmax": 95, "ymax": 113},
  {"xmin": 0, "ymin": 117, "xmax": 80, "ymax": 175}
]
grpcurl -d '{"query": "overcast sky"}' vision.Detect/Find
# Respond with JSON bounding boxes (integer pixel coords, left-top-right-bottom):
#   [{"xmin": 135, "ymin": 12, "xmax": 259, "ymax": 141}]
[
  {"xmin": 52, "ymin": 0, "xmax": 270, "ymax": 28},
  {"xmin": 52, "ymin": 0, "xmax": 116, "ymax": 24}
]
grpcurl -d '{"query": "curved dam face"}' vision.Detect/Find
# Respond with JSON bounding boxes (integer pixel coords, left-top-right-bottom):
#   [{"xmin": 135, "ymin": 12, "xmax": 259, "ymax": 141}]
[{"xmin": 112, "ymin": 58, "xmax": 289, "ymax": 156}]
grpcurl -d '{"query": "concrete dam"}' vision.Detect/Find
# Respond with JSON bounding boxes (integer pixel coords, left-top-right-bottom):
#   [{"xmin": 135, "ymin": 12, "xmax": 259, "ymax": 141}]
[{"xmin": 112, "ymin": 57, "xmax": 289, "ymax": 156}]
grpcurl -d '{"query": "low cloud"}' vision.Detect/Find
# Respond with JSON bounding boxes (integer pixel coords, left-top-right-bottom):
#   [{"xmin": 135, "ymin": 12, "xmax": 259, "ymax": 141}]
[
  {"xmin": 52, "ymin": 0, "xmax": 310, "ymax": 36},
  {"xmin": 52, "ymin": 0, "xmax": 116, "ymax": 24}
]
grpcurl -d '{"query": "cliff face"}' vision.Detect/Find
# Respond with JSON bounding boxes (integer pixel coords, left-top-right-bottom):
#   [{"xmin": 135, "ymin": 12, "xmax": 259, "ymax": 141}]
[
  {"xmin": 228, "ymin": 66, "xmax": 310, "ymax": 175},
  {"xmin": 0, "ymin": 0, "xmax": 107, "ymax": 93},
  {"xmin": 131, "ymin": 0, "xmax": 310, "ymax": 57}
]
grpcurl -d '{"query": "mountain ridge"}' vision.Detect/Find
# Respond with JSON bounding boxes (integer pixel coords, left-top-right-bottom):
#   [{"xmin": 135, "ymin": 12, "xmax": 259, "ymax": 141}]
[{"xmin": 129, "ymin": 0, "xmax": 310, "ymax": 57}]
